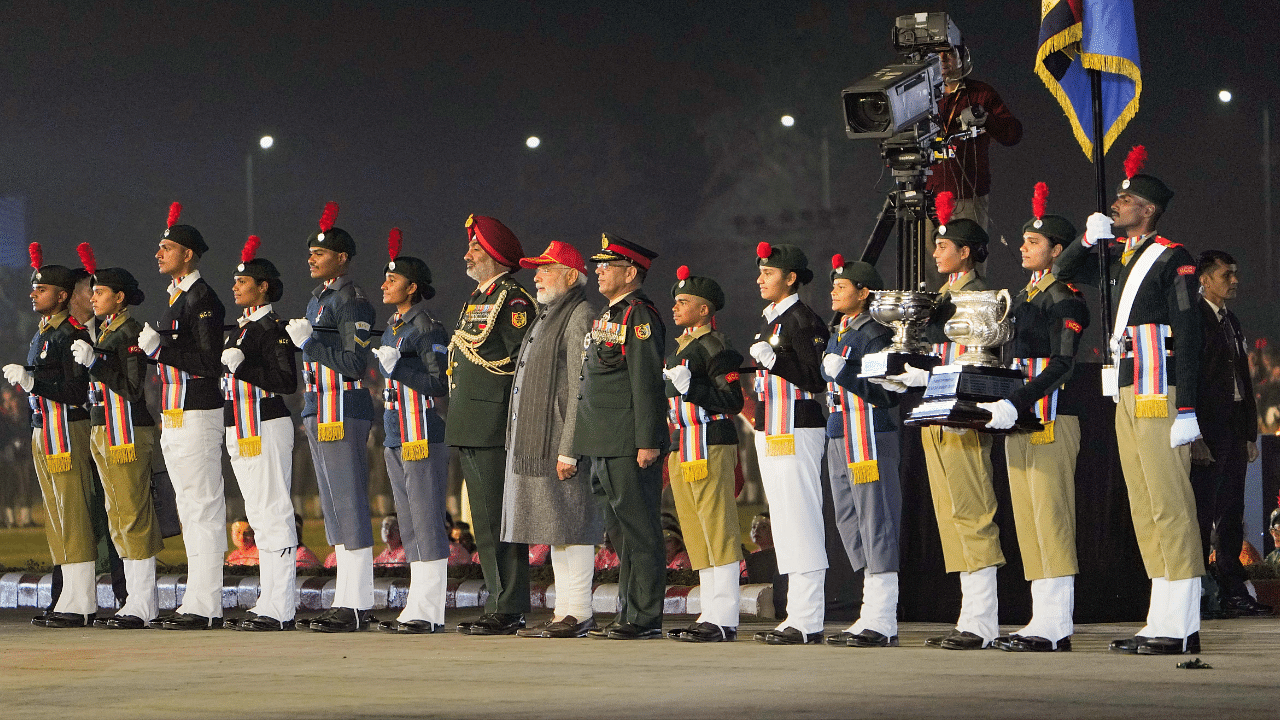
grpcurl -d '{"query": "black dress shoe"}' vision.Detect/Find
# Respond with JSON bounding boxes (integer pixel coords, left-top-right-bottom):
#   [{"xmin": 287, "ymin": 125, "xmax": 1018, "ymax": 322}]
[
  {"xmin": 310, "ymin": 607, "xmax": 374, "ymax": 633},
  {"xmin": 467, "ymin": 612, "xmax": 525, "ymax": 636},
  {"xmin": 160, "ymin": 613, "xmax": 224, "ymax": 630},
  {"xmin": 924, "ymin": 630, "xmax": 960, "ymax": 648},
  {"xmin": 1108, "ymin": 635, "xmax": 1149, "ymax": 654},
  {"xmin": 940, "ymin": 631, "xmax": 990, "ymax": 650},
  {"xmin": 990, "ymin": 634, "xmax": 1013, "ymax": 650},
  {"xmin": 1005, "ymin": 635, "xmax": 1071, "ymax": 652},
  {"xmin": 847, "ymin": 629, "xmax": 898, "ymax": 648},
  {"xmin": 40, "ymin": 612, "xmax": 95, "ymax": 628},
  {"xmin": 399, "ymin": 619, "xmax": 445, "ymax": 634},
  {"xmin": 542, "ymin": 616, "xmax": 597, "ymax": 638},
  {"xmin": 607, "ymin": 622, "xmax": 664, "ymax": 640},
  {"xmin": 754, "ymin": 627, "xmax": 823, "ymax": 645},
  {"xmin": 238, "ymin": 614, "xmax": 295, "ymax": 632},
  {"xmin": 587, "ymin": 620, "xmax": 616, "ymax": 639},
  {"xmin": 1223, "ymin": 594, "xmax": 1274, "ymax": 617},
  {"xmin": 104, "ymin": 614, "xmax": 148, "ymax": 630},
  {"xmin": 30, "ymin": 613, "xmax": 51, "ymax": 628},
  {"xmin": 1137, "ymin": 632, "xmax": 1199, "ymax": 655},
  {"xmin": 665, "ymin": 624, "xmax": 694, "ymax": 640},
  {"xmin": 825, "ymin": 631, "xmax": 857, "ymax": 646},
  {"xmin": 675, "ymin": 622, "xmax": 736, "ymax": 643},
  {"xmin": 148, "ymin": 611, "xmax": 182, "ymax": 629}
]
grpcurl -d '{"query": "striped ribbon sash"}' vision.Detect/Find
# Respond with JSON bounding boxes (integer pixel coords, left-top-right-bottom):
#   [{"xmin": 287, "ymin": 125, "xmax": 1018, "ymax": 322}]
[
  {"xmin": 755, "ymin": 369, "xmax": 813, "ymax": 457},
  {"xmin": 305, "ymin": 361, "xmax": 355, "ymax": 441},
  {"xmin": 1019, "ymin": 357, "xmax": 1059, "ymax": 445},
  {"xmin": 156, "ymin": 362, "xmax": 191, "ymax": 428},
  {"xmin": 1129, "ymin": 324, "xmax": 1172, "ymax": 418},
  {"xmin": 388, "ymin": 378, "xmax": 435, "ymax": 461},
  {"xmin": 92, "ymin": 381, "xmax": 135, "ymax": 464},
  {"xmin": 827, "ymin": 380, "xmax": 879, "ymax": 485},
  {"xmin": 931, "ymin": 340, "xmax": 966, "ymax": 365},
  {"xmin": 35, "ymin": 396, "xmax": 73, "ymax": 473},
  {"xmin": 667, "ymin": 371, "xmax": 729, "ymax": 482},
  {"xmin": 223, "ymin": 372, "xmax": 270, "ymax": 457}
]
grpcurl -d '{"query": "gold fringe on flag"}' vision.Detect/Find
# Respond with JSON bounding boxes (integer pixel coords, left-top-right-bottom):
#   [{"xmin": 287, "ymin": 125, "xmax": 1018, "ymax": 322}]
[
  {"xmin": 45, "ymin": 452, "xmax": 72, "ymax": 474},
  {"xmin": 1029, "ymin": 420, "xmax": 1056, "ymax": 446},
  {"xmin": 849, "ymin": 459, "xmax": 879, "ymax": 485},
  {"xmin": 162, "ymin": 409, "xmax": 184, "ymax": 428},
  {"xmin": 108, "ymin": 444, "xmax": 137, "ymax": 465},
  {"xmin": 680, "ymin": 459, "xmax": 708, "ymax": 482},
  {"xmin": 317, "ymin": 421, "xmax": 345, "ymax": 442},
  {"xmin": 401, "ymin": 440, "xmax": 430, "ymax": 462},
  {"xmin": 1134, "ymin": 395, "xmax": 1168, "ymax": 418},
  {"xmin": 766, "ymin": 434, "xmax": 795, "ymax": 457},
  {"xmin": 238, "ymin": 436, "xmax": 262, "ymax": 457}
]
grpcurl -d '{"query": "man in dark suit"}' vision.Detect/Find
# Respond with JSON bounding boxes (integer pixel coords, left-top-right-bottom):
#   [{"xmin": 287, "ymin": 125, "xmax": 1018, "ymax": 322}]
[{"xmin": 1190, "ymin": 250, "xmax": 1271, "ymax": 617}]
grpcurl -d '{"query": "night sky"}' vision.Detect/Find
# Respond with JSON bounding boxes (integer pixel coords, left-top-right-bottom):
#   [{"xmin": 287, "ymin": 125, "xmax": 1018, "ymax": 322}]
[{"xmin": 1, "ymin": 1, "xmax": 1276, "ymax": 356}]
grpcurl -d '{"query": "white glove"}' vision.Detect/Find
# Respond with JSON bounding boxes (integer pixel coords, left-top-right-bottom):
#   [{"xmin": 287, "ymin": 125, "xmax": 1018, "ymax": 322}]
[
  {"xmin": 822, "ymin": 353, "xmax": 846, "ymax": 380},
  {"xmin": 664, "ymin": 366, "xmax": 692, "ymax": 395},
  {"xmin": 1083, "ymin": 212, "xmax": 1113, "ymax": 248},
  {"xmin": 71, "ymin": 340, "xmax": 96, "ymax": 368},
  {"xmin": 1170, "ymin": 411, "xmax": 1202, "ymax": 448},
  {"xmin": 137, "ymin": 324, "xmax": 161, "ymax": 355},
  {"xmin": 941, "ymin": 425, "xmax": 967, "ymax": 435},
  {"xmin": 977, "ymin": 399, "xmax": 1018, "ymax": 430},
  {"xmin": 749, "ymin": 341, "xmax": 776, "ymax": 370},
  {"xmin": 221, "ymin": 348, "xmax": 245, "ymax": 374},
  {"xmin": 887, "ymin": 363, "xmax": 930, "ymax": 388},
  {"xmin": 3, "ymin": 363, "xmax": 33, "ymax": 392},
  {"xmin": 869, "ymin": 377, "xmax": 909, "ymax": 393},
  {"xmin": 374, "ymin": 346, "xmax": 401, "ymax": 376},
  {"xmin": 286, "ymin": 319, "xmax": 313, "ymax": 349}
]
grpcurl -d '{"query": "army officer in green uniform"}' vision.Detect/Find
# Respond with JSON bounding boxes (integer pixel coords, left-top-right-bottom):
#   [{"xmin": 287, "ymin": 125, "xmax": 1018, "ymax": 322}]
[{"xmin": 576, "ymin": 233, "xmax": 669, "ymax": 640}]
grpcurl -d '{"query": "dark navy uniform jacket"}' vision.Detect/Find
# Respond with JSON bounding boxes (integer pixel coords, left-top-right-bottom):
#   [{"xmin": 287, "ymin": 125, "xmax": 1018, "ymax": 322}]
[
  {"xmin": 821, "ymin": 311, "xmax": 899, "ymax": 436},
  {"xmin": 153, "ymin": 273, "xmax": 225, "ymax": 411},
  {"xmin": 301, "ymin": 275, "xmax": 376, "ymax": 422},
  {"xmin": 222, "ymin": 306, "xmax": 297, "ymax": 427},
  {"xmin": 27, "ymin": 312, "xmax": 91, "ymax": 428},
  {"xmin": 380, "ymin": 301, "xmax": 448, "ymax": 446}
]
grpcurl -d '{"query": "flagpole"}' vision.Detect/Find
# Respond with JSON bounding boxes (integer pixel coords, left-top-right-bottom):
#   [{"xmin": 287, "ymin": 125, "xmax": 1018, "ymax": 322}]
[{"xmin": 1090, "ymin": 69, "xmax": 1115, "ymax": 333}]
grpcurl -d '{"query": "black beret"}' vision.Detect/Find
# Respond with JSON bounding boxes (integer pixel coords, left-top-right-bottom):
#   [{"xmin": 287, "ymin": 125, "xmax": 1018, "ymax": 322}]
[{"xmin": 163, "ymin": 224, "xmax": 208, "ymax": 256}]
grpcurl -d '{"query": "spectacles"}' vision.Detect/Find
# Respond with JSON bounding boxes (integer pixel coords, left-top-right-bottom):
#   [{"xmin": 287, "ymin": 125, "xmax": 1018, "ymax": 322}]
[{"xmin": 595, "ymin": 261, "xmax": 632, "ymax": 270}]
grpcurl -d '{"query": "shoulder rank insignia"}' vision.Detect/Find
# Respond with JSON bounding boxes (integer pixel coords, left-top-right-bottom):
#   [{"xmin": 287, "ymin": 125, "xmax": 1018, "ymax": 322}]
[
  {"xmin": 511, "ymin": 311, "xmax": 527, "ymax": 328},
  {"xmin": 634, "ymin": 323, "xmax": 651, "ymax": 340}
]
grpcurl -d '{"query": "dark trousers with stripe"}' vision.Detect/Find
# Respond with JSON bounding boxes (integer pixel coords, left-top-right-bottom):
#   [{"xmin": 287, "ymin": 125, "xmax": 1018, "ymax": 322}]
[
  {"xmin": 590, "ymin": 454, "xmax": 666, "ymax": 629},
  {"xmin": 458, "ymin": 446, "xmax": 530, "ymax": 614}
]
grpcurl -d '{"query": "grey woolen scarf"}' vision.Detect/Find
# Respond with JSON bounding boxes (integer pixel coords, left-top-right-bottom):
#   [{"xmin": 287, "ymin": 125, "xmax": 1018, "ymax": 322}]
[{"xmin": 510, "ymin": 283, "xmax": 587, "ymax": 476}]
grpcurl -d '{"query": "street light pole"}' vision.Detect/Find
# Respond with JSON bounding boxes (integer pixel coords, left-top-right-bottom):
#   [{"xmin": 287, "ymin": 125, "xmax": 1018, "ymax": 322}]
[
  {"xmin": 1264, "ymin": 106, "xmax": 1272, "ymax": 301},
  {"xmin": 247, "ymin": 135, "xmax": 274, "ymax": 237}
]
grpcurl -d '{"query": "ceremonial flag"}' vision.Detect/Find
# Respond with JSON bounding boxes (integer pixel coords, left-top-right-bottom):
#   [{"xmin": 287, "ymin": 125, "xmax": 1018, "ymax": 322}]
[{"xmin": 1036, "ymin": 0, "xmax": 1142, "ymax": 159}]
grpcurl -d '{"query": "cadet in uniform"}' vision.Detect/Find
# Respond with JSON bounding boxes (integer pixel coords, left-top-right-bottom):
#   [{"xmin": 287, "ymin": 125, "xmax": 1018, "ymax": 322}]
[
  {"xmin": 140, "ymin": 202, "xmax": 229, "ymax": 630},
  {"xmin": 821, "ymin": 256, "xmax": 902, "ymax": 648},
  {"xmin": 4, "ymin": 245, "xmax": 98, "ymax": 628},
  {"xmin": 285, "ymin": 202, "xmax": 379, "ymax": 632},
  {"xmin": 978, "ymin": 183, "xmax": 1089, "ymax": 652},
  {"xmin": 885, "ymin": 192, "xmax": 1004, "ymax": 650},
  {"xmin": 222, "ymin": 236, "xmax": 300, "ymax": 631},
  {"xmin": 70, "ymin": 254, "xmax": 163, "ymax": 629},
  {"xmin": 447, "ymin": 214, "xmax": 535, "ymax": 636},
  {"xmin": 748, "ymin": 242, "xmax": 831, "ymax": 645},
  {"xmin": 373, "ymin": 229, "xmax": 451, "ymax": 634},
  {"xmin": 576, "ymin": 233, "xmax": 669, "ymax": 640},
  {"xmin": 1055, "ymin": 147, "xmax": 1205, "ymax": 655},
  {"xmin": 662, "ymin": 265, "xmax": 745, "ymax": 643}
]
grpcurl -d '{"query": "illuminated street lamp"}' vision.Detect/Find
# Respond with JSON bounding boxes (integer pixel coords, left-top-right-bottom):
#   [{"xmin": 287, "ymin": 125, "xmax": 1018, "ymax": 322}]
[
  {"xmin": 1219, "ymin": 89, "xmax": 1233, "ymax": 103},
  {"xmin": 247, "ymin": 135, "xmax": 274, "ymax": 236},
  {"xmin": 780, "ymin": 115, "xmax": 795, "ymax": 127},
  {"xmin": 526, "ymin": 136, "xmax": 541, "ymax": 149},
  {"xmin": 1218, "ymin": 90, "xmax": 1273, "ymax": 300},
  {"xmin": 780, "ymin": 114, "xmax": 831, "ymax": 210}
]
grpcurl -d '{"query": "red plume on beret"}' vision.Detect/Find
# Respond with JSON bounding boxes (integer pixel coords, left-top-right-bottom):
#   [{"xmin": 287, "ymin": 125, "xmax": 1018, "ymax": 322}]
[
  {"xmin": 676, "ymin": 265, "xmax": 690, "ymax": 281},
  {"xmin": 756, "ymin": 242, "xmax": 772, "ymax": 259},
  {"xmin": 242, "ymin": 235, "xmax": 261, "ymax": 264},
  {"xmin": 831, "ymin": 253, "xmax": 844, "ymax": 270},
  {"xmin": 167, "ymin": 202, "xmax": 182, "ymax": 228},
  {"xmin": 319, "ymin": 202, "xmax": 339, "ymax": 232},
  {"xmin": 28, "ymin": 242, "xmax": 41, "ymax": 271},
  {"xmin": 1032, "ymin": 182, "xmax": 1049, "ymax": 220},
  {"xmin": 935, "ymin": 191, "xmax": 956, "ymax": 227},
  {"xmin": 77, "ymin": 242, "xmax": 97, "ymax": 275},
  {"xmin": 388, "ymin": 227, "xmax": 402, "ymax": 261},
  {"xmin": 1123, "ymin": 145, "xmax": 1147, "ymax": 179}
]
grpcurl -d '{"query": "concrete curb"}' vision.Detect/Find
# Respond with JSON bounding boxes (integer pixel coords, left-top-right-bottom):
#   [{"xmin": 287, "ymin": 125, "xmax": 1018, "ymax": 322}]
[{"xmin": 0, "ymin": 571, "xmax": 775, "ymax": 618}]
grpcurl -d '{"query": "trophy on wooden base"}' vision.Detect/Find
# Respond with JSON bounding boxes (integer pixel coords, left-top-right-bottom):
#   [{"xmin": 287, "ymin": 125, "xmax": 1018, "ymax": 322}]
[
  {"xmin": 858, "ymin": 290, "xmax": 944, "ymax": 379},
  {"xmin": 905, "ymin": 288, "xmax": 1042, "ymax": 432}
]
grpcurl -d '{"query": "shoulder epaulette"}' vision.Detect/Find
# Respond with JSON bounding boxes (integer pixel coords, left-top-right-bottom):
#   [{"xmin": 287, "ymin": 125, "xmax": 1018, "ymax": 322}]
[
  {"xmin": 67, "ymin": 316, "xmax": 85, "ymax": 330},
  {"xmin": 1154, "ymin": 236, "xmax": 1183, "ymax": 249}
]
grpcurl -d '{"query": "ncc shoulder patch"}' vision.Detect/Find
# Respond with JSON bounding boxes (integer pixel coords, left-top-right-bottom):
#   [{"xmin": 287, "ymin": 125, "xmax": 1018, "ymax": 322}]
[
  {"xmin": 128, "ymin": 345, "xmax": 143, "ymax": 354},
  {"xmin": 509, "ymin": 297, "xmax": 530, "ymax": 307},
  {"xmin": 511, "ymin": 311, "xmax": 527, "ymax": 328},
  {"xmin": 199, "ymin": 311, "xmax": 212, "ymax": 319},
  {"xmin": 724, "ymin": 371, "xmax": 740, "ymax": 383},
  {"xmin": 1064, "ymin": 319, "xmax": 1082, "ymax": 334},
  {"xmin": 634, "ymin": 323, "xmax": 651, "ymax": 340},
  {"xmin": 1176, "ymin": 265, "xmax": 1196, "ymax": 276},
  {"xmin": 279, "ymin": 337, "xmax": 291, "ymax": 344}
]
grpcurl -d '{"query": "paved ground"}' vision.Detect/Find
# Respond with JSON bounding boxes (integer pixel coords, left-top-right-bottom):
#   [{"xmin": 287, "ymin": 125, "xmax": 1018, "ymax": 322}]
[{"xmin": 2, "ymin": 610, "xmax": 1278, "ymax": 719}]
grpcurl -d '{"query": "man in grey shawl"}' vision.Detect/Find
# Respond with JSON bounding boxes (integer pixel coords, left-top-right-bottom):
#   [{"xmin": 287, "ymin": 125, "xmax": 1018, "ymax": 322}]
[{"xmin": 503, "ymin": 241, "xmax": 603, "ymax": 638}]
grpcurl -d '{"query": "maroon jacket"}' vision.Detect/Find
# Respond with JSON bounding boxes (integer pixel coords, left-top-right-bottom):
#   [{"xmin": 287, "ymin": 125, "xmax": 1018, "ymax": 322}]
[{"xmin": 925, "ymin": 79, "xmax": 1022, "ymax": 199}]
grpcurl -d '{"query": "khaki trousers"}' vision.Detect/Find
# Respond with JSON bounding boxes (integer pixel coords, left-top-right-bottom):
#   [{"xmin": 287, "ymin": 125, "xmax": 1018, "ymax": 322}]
[
  {"xmin": 668, "ymin": 444, "xmax": 743, "ymax": 570},
  {"xmin": 1115, "ymin": 386, "xmax": 1204, "ymax": 581},
  {"xmin": 922, "ymin": 426, "xmax": 1004, "ymax": 573},
  {"xmin": 31, "ymin": 420, "xmax": 97, "ymax": 565},
  {"xmin": 90, "ymin": 425, "xmax": 163, "ymax": 560},
  {"xmin": 1005, "ymin": 415, "xmax": 1080, "ymax": 581}
]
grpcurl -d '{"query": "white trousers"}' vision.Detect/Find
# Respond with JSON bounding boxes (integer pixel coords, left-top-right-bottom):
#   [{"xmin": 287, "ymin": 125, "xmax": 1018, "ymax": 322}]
[
  {"xmin": 847, "ymin": 571, "xmax": 898, "ymax": 638},
  {"xmin": 696, "ymin": 562, "xmax": 741, "ymax": 628},
  {"xmin": 252, "ymin": 547, "xmax": 298, "ymax": 621},
  {"xmin": 226, "ymin": 418, "xmax": 297, "ymax": 552},
  {"xmin": 956, "ymin": 565, "xmax": 999, "ymax": 643},
  {"xmin": 1017, "ymin": 575, "xmax": 1074, "ymax": 643},
  {"xmin": 163, "ymin": 407, "xmax": 226, "ymax": 618},
  {"xmin": 550, "ymin": 544, "xmax": 595, "ymax": 620},
  {"xmin": 399, "ymin": 559, "xmax": 447, "ymax": 624},
  {"xmin": 116, "ymin": 557, "xmax": 158, "ymax": 621},
  {"xmin": 52, "ymin": 561, "xmax": 97, "ymax": 615},
  {"xmin": 332, "ymin": 544, "xmax": 374, "ymax": 611},
  {"xmin": 754, "ymin": 428, "xmax": 828, "ymax": 575},
  {"xmin": 777, "ymin": 568, "xmax": 825, "ymax": 634}
]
